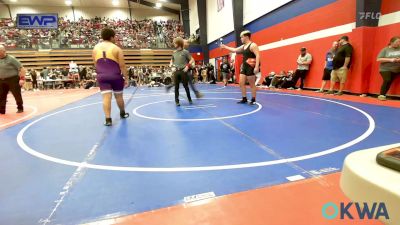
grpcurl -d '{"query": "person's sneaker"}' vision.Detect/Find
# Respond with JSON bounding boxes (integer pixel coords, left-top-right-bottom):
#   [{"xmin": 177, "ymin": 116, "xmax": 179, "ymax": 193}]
[
  {"xmin": 296, "ymin": 88, "xmax": 302, "ymax": 91},
  {"xmin": 334, "ymin": 91, "xmax": 343, "ymax": 96},
  {"xmin": 176, "ymin": 102, "xmax": 181, "ymax": 106},
  {"xmin": 104, "ymin": 118, "xmax": 112, "ymax": 126},
  {"xmin": 195, "ymin": 92, "xmax": 204, "ymax": 98},
  {"xmin": 237, "ymin": 98, "xmax": 248, "ymax": 104},
  {"xmin": 378, "ymin": 95, "xmax": 387, "ymax": 101},
  {"xmin": 315, "ymin": 89, "xmax": 324, "ymax": 93},
  {"xmin": 287, "ymin": 87, "xmax": 295, "ymax": 90},
  {"xmin": 120, "ymin": 111, "xmax": 129, "ymax": 119},
  {"xmin": 326, "ymin": 90, "xmax": 335, "ymax": 95},
  {"xmin": 17, "ymin": 109, "xmax": 24, "ymax": 113}
]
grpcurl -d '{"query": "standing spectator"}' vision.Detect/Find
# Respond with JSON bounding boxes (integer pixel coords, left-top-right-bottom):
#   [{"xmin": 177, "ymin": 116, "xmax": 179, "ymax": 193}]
[
  {"xmin": 30, "ymin": 69, "xmax": 38, "ymax": 91},
  {"xmin": 315, "ymin": 41, "xmax": 339, "ymax": 93},
  {"xmin": 289, "ymin": 47, "xmax": 312, "ymax": 90},
  {"xmin": 220, "ymin": 57, "xmax": 231, "ymax": 86},
  {"xmin": 327, "ymin": 36, "xmax": 353, "ymax": 95},
  {"xmin": 201, "ymin": 65, "xmax": 208, "ymax": 83},
  {"xmin": 79, "ymin": 66, "xmax": 87, "ymax": 80},
  {"xmin": 40, "ymin": 67, "xmax": 49, "ymax": 80},
  {"xmin": 376, "ymin": 36, "xmax": 400, "ymax": 101},
  {"xmin": 208, "ymin": 63, "xmax": 216, "ymax": 84},
  {"xmin": 230, "ymin": 59, "xmax": 236, "ymax": 83},
  {"xmin": 0, "ymin": 44, "xmax": 25, "ymax": 114}
]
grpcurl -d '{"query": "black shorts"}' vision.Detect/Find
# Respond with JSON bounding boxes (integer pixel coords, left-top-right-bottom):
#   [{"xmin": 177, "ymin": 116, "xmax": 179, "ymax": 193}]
[
  {"xmin": 240, "ymin": 63, "xmax": 255, "ymax": 76},
  {"xmin": 322, "ymin": 68, "xmax": 332, "ymax": 81}
]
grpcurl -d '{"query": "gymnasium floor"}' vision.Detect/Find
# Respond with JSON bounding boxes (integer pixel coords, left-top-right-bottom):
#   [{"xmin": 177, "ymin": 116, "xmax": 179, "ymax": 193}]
[{"xmin": 1, "ymin": 85, "xmax": 399, "ymax": 225}]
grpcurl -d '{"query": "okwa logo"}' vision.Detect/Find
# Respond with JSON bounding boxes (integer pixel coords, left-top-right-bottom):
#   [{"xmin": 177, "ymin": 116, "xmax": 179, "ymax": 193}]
[{"xmin": 322, "ymin": 202, "xmax": 389, "ymax": 220}]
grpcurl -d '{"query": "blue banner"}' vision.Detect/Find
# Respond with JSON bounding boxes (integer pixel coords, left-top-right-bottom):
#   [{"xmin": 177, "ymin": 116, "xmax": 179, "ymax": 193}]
[{"xmin": 16, "ymin": 14, "xmax": 58, "ymax": 29}]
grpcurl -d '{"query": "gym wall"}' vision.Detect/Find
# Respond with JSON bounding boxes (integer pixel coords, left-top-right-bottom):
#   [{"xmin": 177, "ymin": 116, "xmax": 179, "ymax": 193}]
[{"xmin": 208, "ymin": 0, "xmax": 400, "ymax": 96}]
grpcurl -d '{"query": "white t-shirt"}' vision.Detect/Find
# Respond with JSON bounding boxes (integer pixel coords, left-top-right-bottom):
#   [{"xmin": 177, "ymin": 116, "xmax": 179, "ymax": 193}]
[{"xmin": 297, "ymin": 53, "xmax": 312, "ymax": 70}]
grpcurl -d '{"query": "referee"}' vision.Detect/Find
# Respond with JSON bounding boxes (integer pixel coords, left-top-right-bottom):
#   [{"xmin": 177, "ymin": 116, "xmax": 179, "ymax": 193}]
[{"xmin": 0, "ymin": 44, "xmax": 26, "ymax": 114}]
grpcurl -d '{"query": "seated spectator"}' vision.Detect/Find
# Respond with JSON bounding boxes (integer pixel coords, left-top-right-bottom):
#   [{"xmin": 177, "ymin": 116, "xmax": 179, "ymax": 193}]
[
  {"xmin": 376, "ymin": 36, "xmax": 400, "ymax": 101},
  {"xmin": 279, "ymin": 70, "xmax": 296, "ymax": 89},
  {"xmin": 0, "ymin": 17, "xmax": 185, "ymax": 49},
  {"xmin": 262, "ymin": 72, "xmax": 275, "ymax": 87},
  {"xmin": 270, "ymin": 70, "xmax": 287, "ymax": 88}
]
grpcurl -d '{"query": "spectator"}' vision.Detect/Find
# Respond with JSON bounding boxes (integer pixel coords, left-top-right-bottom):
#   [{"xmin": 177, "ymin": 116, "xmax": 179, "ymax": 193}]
[
  {"xmin": 220, "ymin": 57, "xmax": 231, "ymax": 86},
  {"xmin": 30, "ymin": 69, "xmax": 38, "ymax": 91},
  {"xmin": 230, "ymin": 59, "xmax": 236, "ymax": 83},
  {"xmin": 0, "ymin": 17, "xmax": 185, "ymax": 49},
  {"xmin": 376, "ymin": 36, "xmax": 400, "ymax": 101},
  {"xmin": 270, "ymin": 70, "xmax": 287, "ymax": 88},
  {"xmin": 280, "ymin": 70, "xmax": 296, "ymax": 89},
  {"xmin": 40, "ymin": 67, "xmax": 49, "ymax": 80},
  {"xmin": 207, "ymin": 63, "xmax": 216, "ymax": 84},
  {"xmin": 327, "ymin": 36, "xmax": 353, "ymax": 95},
  {"xmin": 61, "ymin": 67, "xmax": 69, "ymax": 77},
  {"xmin": 315, "ymin": 41, "xmax": 339, "ymax": 93},
  {"xmin": 0, "ymin": 44, "xmax": 25, "ymax": 114},
  {"xmin": 288, "ymin": 47, "xmax": 312, "ymax": 90},
  {"xmin": 263, "ymin": 72, "xmax": 275, "ymax": 87},
  {"xmin": 79, "ymin": 66, "xmax": 87, "ymax": 80}
]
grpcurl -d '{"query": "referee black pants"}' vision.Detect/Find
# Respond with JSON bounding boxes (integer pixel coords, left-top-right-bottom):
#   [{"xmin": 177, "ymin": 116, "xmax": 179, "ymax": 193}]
[
  {"xmin": 174, "ymin": 70, "xmax": 192, "ymax": 103},
  {"xmin": 0, "ymin": 76, "xmax": 24, "ymax": 114}
]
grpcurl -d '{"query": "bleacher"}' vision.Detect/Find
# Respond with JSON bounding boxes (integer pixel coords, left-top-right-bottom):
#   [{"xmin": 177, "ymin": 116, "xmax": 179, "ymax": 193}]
[{"xmin": 8, "ymin": 49, "xmax": 173, "ymax": 70}]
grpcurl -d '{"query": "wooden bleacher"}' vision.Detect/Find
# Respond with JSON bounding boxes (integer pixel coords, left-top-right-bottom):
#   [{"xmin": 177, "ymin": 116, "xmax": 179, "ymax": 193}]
[{"xmin": 8, "ymin": 49, "xmax": 174, "ymax": 70}]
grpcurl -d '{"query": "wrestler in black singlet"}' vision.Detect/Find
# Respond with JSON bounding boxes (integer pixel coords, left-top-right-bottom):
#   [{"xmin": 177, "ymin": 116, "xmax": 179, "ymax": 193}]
[{"xmin": 240, "ymin": 42, "xmax": 258, "ymax": 76}]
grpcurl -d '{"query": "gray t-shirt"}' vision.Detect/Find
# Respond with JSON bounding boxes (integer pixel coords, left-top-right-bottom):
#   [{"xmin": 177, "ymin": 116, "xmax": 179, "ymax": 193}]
[
  {"xmin": 297, "ymin": 53, "xmax": 312, "ymax": 70},
  {"xmin": 0, "ymin": 55, "xmax": 22, "ymax": 79},
  {"xmin": 378, "ymin": 46, "xmax": 400, "ymax": 73},
  {"xmin": 172, "ymin": 49, "xmax": 191, "ymax": 69}
]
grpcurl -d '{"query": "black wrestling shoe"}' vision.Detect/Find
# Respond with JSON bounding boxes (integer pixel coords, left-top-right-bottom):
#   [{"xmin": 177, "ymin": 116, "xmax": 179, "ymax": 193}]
[
  {"xmin": 189, "ymin": 100, "xmax": 193, "ymax": 104},
  {"xmin": 120, "ymin": 111, "xmax": 130, "ymax": 119},
  {"xmin": 104, "ymin": 118, "xmax": 112, "ymax": 126},
  {"xmin": 237, "ymin": 97, "xmax": 248, "ymax": 104},
  {"xmin": 17, "ymin": 109, "xmax": 24, "ymax": 113},
  {"xmin": 249, "ymin": 98, "xmax": 256, "ymax": 105},
  {"xmin": 176, "ymin": 102, "xmax": 181, "ymax": 106}
]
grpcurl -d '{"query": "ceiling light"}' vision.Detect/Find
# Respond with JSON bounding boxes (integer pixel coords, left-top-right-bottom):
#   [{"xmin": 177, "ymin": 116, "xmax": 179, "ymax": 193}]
[
  {"xmin": 10, "ymin": 0, "xmax": 17, "ymax": 2},
  {"xmin": 155, "ymin": 3, "xmax": 162, "ymax": 8},
  {"xmin": 65, "ymin": 0, "xmax": 72, "ymax": 6},
  {"xmin": 112, "ymin": 0, "xmax": 119, "ymax": 6}
]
